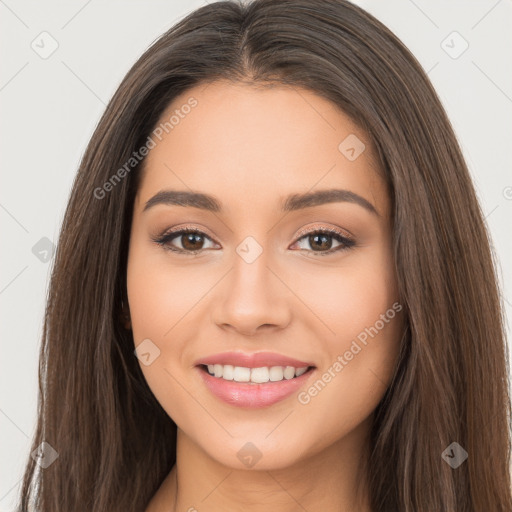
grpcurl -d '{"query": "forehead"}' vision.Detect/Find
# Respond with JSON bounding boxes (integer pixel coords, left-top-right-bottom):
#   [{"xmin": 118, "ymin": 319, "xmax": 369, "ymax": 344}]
[{"xmin": 134, "ymin": 80, "xmax": 388, "ymax": 218}]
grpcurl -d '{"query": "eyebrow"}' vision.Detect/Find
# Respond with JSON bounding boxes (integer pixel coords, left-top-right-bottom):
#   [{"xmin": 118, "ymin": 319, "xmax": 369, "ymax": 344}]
[{"xmin": 143, "ymin": 188, "xmax": 379, "ymax": 216}]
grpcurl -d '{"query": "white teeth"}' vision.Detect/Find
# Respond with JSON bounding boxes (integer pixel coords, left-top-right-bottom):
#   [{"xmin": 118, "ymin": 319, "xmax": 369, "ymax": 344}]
[
  {"xmin": 250, "ymin": 367, "xmax": 269, "ymax": 383},
  {"xmin": 295, "ymin": 367, "xmax": 307, "ymax": 377},
  {"xmin": 205, "ymin": 364, "xmax": 310, "ymax": 383},
  {"xmin": 283, "ymin": 366, "xmax": 295, "ymax": 380},
  {"xmin": 222, "ymin": 364, "xmax": 234, "ymax": 380},
  {"xmin": 269, "ymin": 366, "xmax": 284, "ymax": 381},
  {"xmin": 233, "ymin": 366, "xmax": 251, "ymax": 382}
]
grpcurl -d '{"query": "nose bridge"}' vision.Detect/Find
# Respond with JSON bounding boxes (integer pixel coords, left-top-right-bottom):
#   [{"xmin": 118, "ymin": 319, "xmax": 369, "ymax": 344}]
[
  {"xmin": 212, "ymin": 235, "xmax": 290, "ymax": 333},
  {"xmin": 233, "ymin": 238, "xmax": 270, "ymax": 295}
]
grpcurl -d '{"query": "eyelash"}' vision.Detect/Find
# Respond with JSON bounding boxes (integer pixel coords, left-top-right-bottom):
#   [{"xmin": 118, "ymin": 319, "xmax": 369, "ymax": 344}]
[{"xmin": 152, "ymin": 225, "xmax": 356, "ymax": 256}]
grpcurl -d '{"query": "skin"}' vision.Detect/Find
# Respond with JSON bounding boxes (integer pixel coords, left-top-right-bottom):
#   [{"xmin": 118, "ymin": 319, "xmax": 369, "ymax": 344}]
[{"xmin": 126, "ymin": 80, "xmax": 403, "ymax": 512}]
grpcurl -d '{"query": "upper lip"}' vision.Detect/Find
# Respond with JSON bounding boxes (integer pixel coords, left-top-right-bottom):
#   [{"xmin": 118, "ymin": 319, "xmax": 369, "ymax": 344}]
[{"xmin": 195, "ymin": 351, "xmax": 315, "ymax": 369}]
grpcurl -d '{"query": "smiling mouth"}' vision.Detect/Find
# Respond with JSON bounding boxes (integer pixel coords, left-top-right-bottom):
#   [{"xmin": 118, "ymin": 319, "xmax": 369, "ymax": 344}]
[{"xmin": 199, "ymin": 364, "xmax": 316, "ymax": 384}]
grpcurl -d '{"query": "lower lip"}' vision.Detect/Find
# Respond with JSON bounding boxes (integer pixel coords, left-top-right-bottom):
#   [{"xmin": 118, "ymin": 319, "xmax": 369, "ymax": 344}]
[{"xmin": 197, "ymin": 366, "xmax": 315, "ymax": 408}]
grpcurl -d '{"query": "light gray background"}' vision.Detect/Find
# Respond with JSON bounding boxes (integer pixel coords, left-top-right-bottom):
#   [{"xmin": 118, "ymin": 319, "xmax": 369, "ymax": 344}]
[{"xmin": 1, "ymin": 1, "xmax": 511, "ymax": 509}]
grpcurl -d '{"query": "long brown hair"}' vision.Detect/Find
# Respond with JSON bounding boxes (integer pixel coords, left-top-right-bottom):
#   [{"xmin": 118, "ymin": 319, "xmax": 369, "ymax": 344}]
[{"xmin": 17, "ymin": 0, "xmax": 512, "ymax": 510}]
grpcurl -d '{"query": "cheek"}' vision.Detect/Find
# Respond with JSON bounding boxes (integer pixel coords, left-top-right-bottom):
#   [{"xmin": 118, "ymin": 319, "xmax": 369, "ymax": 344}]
[
  {"xmin": 126, "ymin": 243, "xmax": 182, "ymax": 367},
  {"xmin": 293, "ymin": 244, "xmax": 402, "ymax": 428},
  {"xmin": 127, "ymin": 240, "xmax": 205, "ymax": 344},
  {"xmin": 331, "ymin": 245, "xmax": 401, "ymax": 382},
  {"xmin": 293, "ymin": 243, "xmax": 399, "ymax": 345},
  {"xmin": 126, "ymin": 244, "xmax": 218, "ymax": 416}
]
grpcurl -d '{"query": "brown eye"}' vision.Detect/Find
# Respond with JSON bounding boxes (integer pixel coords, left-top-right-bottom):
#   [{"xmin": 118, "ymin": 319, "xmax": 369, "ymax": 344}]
[
  {"xmin": 154, "ymin": 229, "xmax": 217, "ymax": 253},
  {"xmin": 291, "ymin": 228, "xmax": 355, "ymax": 255},
  {"xmin": 308, "ymin": 233, "xmax": 333, "ymax": 251},
  {"xmin": 153, "ymin": 227, "xmax": 355, "ymax": 256},
  {"xmin": 180, "ymin": 232, "xmax": 205, "ymax": 251}
]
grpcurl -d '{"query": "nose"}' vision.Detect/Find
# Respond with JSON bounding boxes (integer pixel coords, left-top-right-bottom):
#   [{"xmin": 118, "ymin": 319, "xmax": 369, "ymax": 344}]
[{"xmin": 211, "ymin": 248, "xmax": 292, "ymax": 337}]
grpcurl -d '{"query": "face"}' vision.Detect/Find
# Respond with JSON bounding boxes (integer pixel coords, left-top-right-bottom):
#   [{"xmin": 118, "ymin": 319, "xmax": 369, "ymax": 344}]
[{"xmin": 126, "ymin": 80, "xmax": 403, "ymax": 470}]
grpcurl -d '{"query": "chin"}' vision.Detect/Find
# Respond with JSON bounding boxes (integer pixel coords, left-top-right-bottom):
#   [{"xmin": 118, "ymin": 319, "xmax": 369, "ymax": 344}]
[{"xmin": 199, "ymin": 434, "xmax": 309, "ymax": 472}]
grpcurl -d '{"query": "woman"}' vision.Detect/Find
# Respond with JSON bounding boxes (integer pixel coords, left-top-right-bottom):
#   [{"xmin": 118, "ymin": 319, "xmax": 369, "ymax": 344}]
[{"xmin": 17, "ymin": 0, "xmax": 512, "ymax": 510}]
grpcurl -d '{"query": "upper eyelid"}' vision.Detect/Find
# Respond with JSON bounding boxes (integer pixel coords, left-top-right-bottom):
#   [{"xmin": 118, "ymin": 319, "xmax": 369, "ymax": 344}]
[{"xmin": 294, "ymin": 224, "xmax": 353, "ymax": 240}]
